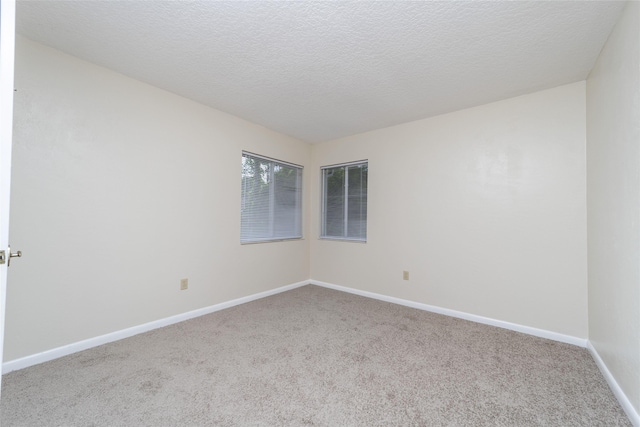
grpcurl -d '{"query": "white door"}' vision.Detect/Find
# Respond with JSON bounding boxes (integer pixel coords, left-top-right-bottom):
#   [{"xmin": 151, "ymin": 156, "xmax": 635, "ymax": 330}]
[{"xmin": 0, "ymin": 0, "xmax": 17, "ymax": 399}]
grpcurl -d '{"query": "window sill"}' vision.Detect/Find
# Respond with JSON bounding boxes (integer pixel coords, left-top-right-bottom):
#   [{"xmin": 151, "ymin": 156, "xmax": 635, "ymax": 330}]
[
  {"xmin": 319, "ymin": 237, "xmax": 367, "ymax": 243},
  {"xmin": 241, "ymin": 238, "xmax": 304, "ymax": 245}
]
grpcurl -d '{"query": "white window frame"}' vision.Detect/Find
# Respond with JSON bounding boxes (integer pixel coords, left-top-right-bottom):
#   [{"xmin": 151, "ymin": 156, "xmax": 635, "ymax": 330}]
[
  {"xmin": 241, "ymin": 151, "xmax": 303, "ymax": 244},
  {"xmin": 320, "ymin": 160, "xmax": 368, "ymax": 242}
]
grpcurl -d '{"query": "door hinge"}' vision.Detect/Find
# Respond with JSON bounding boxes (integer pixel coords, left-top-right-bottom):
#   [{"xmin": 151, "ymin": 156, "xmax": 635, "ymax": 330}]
[{"xmin": 0, "ymin": 248, "xmax": 21, "ymax": 266}]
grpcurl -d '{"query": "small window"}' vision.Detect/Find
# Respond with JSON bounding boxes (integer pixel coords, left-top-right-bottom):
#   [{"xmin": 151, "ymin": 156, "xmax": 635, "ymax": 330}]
[
  {"xmin": 241, "ymin": 152, "xmax": 303, "ymax": 243},
  {"xmin": 321, "ymin": 161, "xmax": 368, "ymax": 241}
]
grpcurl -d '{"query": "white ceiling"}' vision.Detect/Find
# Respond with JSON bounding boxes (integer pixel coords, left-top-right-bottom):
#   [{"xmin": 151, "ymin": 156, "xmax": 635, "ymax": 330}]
[{"xmin": 16, "ymin": 1, "xmax": 626, "ymax": 143}]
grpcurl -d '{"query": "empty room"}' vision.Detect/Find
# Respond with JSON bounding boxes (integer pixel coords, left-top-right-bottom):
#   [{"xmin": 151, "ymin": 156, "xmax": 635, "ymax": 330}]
[{"xmin": 0, "ymin": 0, "xmax": 638, "ymax": 425}]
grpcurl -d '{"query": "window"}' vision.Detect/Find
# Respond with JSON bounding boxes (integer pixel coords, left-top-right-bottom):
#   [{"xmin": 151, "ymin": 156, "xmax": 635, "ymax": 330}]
[
  {"xmin": 241, "ymin": 152, "xmax": 303, "ymax": 243},
  {"xmin": 321, "ymin": 161, "xmax": 368, "ymax": 241}
]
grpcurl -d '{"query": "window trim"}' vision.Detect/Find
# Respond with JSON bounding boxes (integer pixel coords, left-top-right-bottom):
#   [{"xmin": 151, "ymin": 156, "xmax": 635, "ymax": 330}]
[
  {"xmin": 243, "ymin": 151, "xmax": 303, "ymax": 170},
  {"xmin": 241, "ymin": 151, "xmax": 303, "ymax": 244},
  {"xmin": 320, "ymin": 159, "xmax": 368, "ymax": 242}
]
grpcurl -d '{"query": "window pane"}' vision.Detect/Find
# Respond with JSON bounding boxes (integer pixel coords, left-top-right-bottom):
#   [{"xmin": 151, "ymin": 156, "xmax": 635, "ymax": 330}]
[
  {"xmin": 241, "ymin": 156, "xmax": 270, "ymax": 239},
  {"xmin": 273, "ymin": 164, "xmax": 302, "ymax": 237},
  {"xmin": 241, "ymin": 153, "xmax": 302, "ymax": 243},
  {"xmin": 347, "ymin": 164, "xmax": 367, "ymax": 239},
  {"xmin": 323, "ymin": 167, "xmax": 345, "ymax": 238}
]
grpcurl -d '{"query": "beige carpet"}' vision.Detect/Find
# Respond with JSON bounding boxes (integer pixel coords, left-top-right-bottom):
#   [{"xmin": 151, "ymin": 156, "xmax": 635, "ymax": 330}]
[{"xmin": 0, "ymin": 285, "xmax": 631, "ymax": 426}]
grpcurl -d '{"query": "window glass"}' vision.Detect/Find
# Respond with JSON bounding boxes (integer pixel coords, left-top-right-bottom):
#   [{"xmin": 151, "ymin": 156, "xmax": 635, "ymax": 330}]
[
  {"xmin": 321, "ymin": 161, "xmax": 368, "ymax": 241},
  {"xmin": 241, "ymin": 152, "xmax": 302, "ymax": 243}
]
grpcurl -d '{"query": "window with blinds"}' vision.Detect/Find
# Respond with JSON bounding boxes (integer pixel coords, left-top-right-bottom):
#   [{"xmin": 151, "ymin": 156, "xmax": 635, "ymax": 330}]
[
  {"xmin": 241, "ymin": 152, "xmax": 303, "ymax": 243},
  {"xmin": 321, "ymin": 160, "xmax": 368, "ymax": 241}
]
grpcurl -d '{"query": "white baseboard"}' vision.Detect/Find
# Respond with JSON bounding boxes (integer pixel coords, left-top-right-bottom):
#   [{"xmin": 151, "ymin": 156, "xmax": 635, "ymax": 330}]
[
  {"xmin": 587, "ymin": 341, "xmax": 640, "ymax": 426},
  {"xmin": 310, "ymin": 280, "xmax": 588, "ymax": 347},
  {"xmin": 2, "ymin": 280, "xmax": 310, "ymax": 374}
]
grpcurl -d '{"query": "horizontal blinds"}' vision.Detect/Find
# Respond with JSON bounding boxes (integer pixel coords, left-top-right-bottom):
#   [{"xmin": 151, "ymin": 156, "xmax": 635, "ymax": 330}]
[
  {"xmin": 321, "ymin": 159, "xmax": 368, "ymax": 170},
  {"xmin": 241, "ymin": 152, "xmax": 303, "ymax": 243},
  {"xmin": 321, "ymin": 161, "xmax": 368, "ymax": 241},
  {"xmin": 243, "ymin": 151, "xmax": 303, "ymax": 169}
]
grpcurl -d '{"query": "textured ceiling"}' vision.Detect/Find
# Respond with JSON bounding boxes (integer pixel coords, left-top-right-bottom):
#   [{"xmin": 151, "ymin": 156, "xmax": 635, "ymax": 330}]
[{"xmin": 16, "ymin": 1, "xmax": 626, "ymax": 143}]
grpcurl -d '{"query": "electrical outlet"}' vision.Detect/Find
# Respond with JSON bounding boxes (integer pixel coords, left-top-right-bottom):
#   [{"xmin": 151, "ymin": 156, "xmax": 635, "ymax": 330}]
[
  {"xmin": 403, "ymin": 271, "xmax": 409, "ymax": 281},
  {"xmin": 180, "ymin": 278, "xmax": 188, "ymax": 290}
]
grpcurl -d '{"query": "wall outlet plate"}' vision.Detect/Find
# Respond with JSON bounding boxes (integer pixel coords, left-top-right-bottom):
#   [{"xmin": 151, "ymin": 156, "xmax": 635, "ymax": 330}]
[{"xmin": 180, "ymin": 278, "xmax": 188, "ymax": 290}]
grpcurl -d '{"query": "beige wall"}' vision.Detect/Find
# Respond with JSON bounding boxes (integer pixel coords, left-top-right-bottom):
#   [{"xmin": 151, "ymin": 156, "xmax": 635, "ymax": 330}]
[
  {"xmin": 4, "ymin": 37, "xmax": 311, "ymax": 361},
  {"xmin": 587, "ymin": 1, "xmax": 640, "ymax": 415},
  {"xmin": 311, "ymin": 82, "xmax": 588, "ymax": 338},
  {"xmin": 6, "ymin": 36, "xmax": 596, "ymax": 364}
]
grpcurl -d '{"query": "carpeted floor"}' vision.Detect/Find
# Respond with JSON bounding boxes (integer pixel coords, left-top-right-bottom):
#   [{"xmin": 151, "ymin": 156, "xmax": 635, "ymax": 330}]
[{"xmin": 0, "ymin": 285, "xmax": 631, "ymax": 426}]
